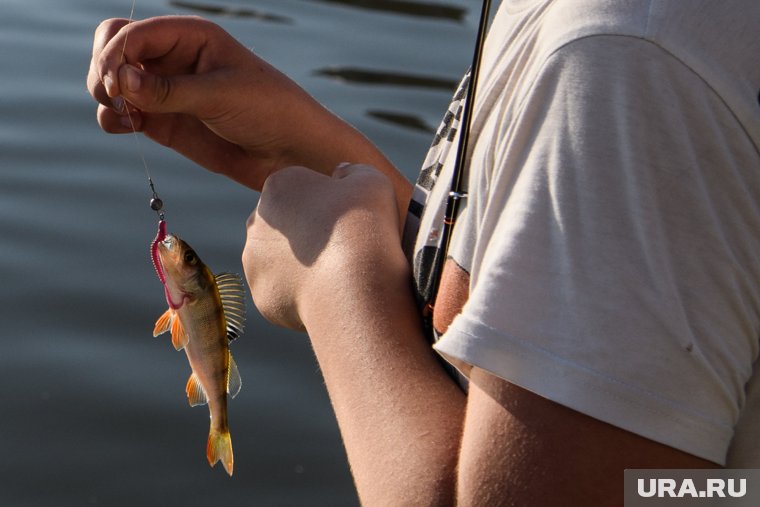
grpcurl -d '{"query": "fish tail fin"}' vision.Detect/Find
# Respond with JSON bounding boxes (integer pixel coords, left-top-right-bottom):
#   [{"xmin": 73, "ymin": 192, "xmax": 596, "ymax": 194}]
[{"xmin": 207, "ymin": 428, "xmax": 234, "ymax": 476}]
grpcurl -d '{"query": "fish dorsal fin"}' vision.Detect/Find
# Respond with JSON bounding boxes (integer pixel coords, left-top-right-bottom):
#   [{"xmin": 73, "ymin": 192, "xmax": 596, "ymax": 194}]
[
  {"xmin": 228, "ymin": 352, "xmax": 242, "ymax": 399},
  {"xmin": 170, "ymin": 314, "xmax": 189, "ymax": 351},
  {"xmin": 215, "ymin": 273, "xmax": 246, "ymax": 342},
  {"xmin": 186, "ymin": 372, "xmax": 208, "ymax": 407}
]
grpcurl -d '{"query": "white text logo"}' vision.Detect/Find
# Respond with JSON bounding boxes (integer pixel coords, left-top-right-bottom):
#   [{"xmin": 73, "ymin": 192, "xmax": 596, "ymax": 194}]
[{"xmin": 637, "ymin": 478, "xmax": 746, "ymax": 498}]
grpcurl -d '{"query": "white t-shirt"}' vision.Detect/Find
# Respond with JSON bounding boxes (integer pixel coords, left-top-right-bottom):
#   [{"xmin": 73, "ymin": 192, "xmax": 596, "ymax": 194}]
[{"xmin": 405, "ymin": 0, "xmax": 760, "ymax": 466}]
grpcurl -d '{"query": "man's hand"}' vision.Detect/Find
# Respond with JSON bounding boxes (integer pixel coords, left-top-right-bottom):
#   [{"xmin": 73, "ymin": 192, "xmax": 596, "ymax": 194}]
[
  {"xmin": 86, "ymin": 15, "xmax": 412, "ymax": 211},
  {"xmin": 243, "ymin": 163, "xmax": 404, "ymax": 331}
]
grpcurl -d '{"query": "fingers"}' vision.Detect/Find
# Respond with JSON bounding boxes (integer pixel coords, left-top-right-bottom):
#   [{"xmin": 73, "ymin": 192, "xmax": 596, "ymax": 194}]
[
  {"xmin": 96, "ymin": 103, "xmax": 138, "ymax": 134},
  {"xmin": 331, "ymin": 163, "xmax": 398, "ymax": 207},
  {"xmin": 96, "ymin": 98, "xmax": 257, "ymax": 181},
  {"xmin": 95, "ymin": 16, "xmax": 205, "ymax": 97},
  {"xmin": 114, "ymin": 63, "xmax": 213, "ymax": 116},
  {"xmin": 332, "ymin": 162, "xmax": 354, "ymax": 179},
  {"xmin": 87, "ymin": 18, "xmax": 130, "ymax": 110},
  {"xmin": 331, "ymin": 162, "xmax": 381, "ymax": 180},
  {"xmin": 90, "ymin": 16, "xmax": 229, "ymax": 115},
  {"xmin": 255, "ymin": 163, "xmax": 397, "ymax": 232},
  {"xmin": 242, "ymin": 163, "xmax": 402, "ymax": 332},
  {"xmin": 261, "ymin": 163, "xmax": 390, "ymax": 202}
]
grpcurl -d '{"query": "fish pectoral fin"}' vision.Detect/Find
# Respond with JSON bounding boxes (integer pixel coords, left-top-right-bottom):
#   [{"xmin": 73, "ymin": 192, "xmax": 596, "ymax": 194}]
[
  {"xmin": 186, "ymin": 372, "xmax": 208, "ymax": 407},
  {"xmin": 170, "ymin": 315, "xmax": 189, "ymax": 351},
  {"xmin": 228, "ymin": 352, "xmax": 242, "ymax": 399},
  {"xmin": 153, "ymin": 309, "xmax": 173, "ymax": 337},
  {"xmin": 216, "ymin": 273, "xmax": 246, "ymax": 341}
]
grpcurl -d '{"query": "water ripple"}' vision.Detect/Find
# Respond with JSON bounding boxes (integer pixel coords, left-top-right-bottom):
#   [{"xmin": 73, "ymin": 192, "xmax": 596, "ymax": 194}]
[
  {"xmin": 367, "ymin": 110, "xmax": 435, "ymax": 133},
  {"xmin": 307, "ymin": 0, "xmax": 467, "ymax": 22},
  {"xmin": 314, "ymin": 66, "xmax": 458, "ymax": 90},
  {"xmin": 169, "ymin": 0, "xmax": 293, "ymax": 23}
]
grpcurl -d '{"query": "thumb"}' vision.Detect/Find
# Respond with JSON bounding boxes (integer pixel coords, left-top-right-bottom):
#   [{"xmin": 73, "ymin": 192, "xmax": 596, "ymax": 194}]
[
  {"xmin": 332, "ymin": 162, "xmax": 379, "ymax": 180},
  {"xmin": 332, "ymin": 162, "xmax": 376, "ymax": 180},
  {"xmin": 117, "ymin": 63, "xmax": 203, "ymax": 115}
]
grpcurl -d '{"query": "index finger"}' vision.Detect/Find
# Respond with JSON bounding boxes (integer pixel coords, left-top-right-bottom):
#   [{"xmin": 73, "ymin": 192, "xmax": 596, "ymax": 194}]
[
  {"xmin": 86, "ymin": 18, "xmax": 130, "ymax": 107},
  {"xmin": 95, "ymin": 15, "xmax": 219, "ymax": 99}
]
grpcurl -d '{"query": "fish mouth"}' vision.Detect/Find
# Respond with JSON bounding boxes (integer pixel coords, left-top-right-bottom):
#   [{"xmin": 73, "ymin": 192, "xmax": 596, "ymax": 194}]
[{"xmin": 161, "ymin": 234, "xmax": 177, "ymax": 251}]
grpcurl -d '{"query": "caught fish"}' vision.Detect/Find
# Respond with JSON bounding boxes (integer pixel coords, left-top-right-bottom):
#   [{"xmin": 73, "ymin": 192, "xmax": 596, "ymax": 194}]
[{"xmin": 150, "ymin": 221, "xmax": 245, "ymax": 476}]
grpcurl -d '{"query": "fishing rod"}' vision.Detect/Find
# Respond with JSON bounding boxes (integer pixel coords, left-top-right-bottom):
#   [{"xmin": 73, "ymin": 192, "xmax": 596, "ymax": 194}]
[{"xmin": 424, "ymin": 0, "xmax": 492, "ymax": 330}]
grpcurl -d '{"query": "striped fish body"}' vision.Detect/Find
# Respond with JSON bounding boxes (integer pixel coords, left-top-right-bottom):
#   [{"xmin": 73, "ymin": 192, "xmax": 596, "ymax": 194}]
[{"xmin": 153, "ymin": 233, "xmax": 245, "ymax": 476}]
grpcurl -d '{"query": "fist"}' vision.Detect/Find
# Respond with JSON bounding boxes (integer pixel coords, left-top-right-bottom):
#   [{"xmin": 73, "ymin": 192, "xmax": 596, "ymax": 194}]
[{"xmin": 242, "ymin": 163, "xmax": 403, "ymax": 331}]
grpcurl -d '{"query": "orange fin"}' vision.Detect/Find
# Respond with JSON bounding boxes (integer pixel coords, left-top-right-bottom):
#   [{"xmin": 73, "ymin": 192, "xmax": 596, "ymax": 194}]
[
  {"xmin": 185, "ymin": 372, "xmax": 208, "ymax": 407},
  {"xmin": 207, "ymin": 429, "xmax": 234, "ymax": 476},
  {"xmin": 170, "ymin": 315, "xmax": 189, "ymax": 351},
  {"xmin": 153, "ymin": 309, "xmax": 173, "ymax": 337}
]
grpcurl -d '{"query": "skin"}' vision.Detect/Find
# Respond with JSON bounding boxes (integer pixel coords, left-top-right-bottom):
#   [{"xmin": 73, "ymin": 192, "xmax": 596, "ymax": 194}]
[
  {"xmin": 87, "ymin": 16, "xmax": 410, "ymax": 228},
  {"xmin": 88, "ymin": 16, "xmax": 716, "ymax": 505}
]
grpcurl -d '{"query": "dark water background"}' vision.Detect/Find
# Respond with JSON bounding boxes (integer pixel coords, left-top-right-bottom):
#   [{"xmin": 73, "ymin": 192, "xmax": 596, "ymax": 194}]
[{"xmin": 0, "ymin": 0, "xmax": 476, "ymax": 505}]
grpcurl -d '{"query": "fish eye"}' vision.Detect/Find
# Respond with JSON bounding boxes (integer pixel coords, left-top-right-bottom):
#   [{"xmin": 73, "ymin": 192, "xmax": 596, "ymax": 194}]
[{"xmin": 184, "ymin": 250, "xmax": 198, "ymax": 265}]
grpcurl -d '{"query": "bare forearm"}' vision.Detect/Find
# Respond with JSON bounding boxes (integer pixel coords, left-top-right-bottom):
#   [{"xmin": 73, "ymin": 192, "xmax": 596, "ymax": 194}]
[
  {"xmin": 245, "ymin": 164, "xmax": 458, "ymax": 503},
  {"xmin": 300, "ymin": 243, "xmax": 465, "ymax": 505}
]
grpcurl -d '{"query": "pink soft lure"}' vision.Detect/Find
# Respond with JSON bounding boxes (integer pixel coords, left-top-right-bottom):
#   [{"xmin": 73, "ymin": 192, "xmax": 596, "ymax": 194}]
[{"xmin": 150, "ymin": 220, "xmax": 183, "ymax": 309}]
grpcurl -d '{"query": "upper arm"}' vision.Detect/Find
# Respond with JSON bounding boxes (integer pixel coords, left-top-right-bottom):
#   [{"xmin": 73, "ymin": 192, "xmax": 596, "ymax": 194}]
[
  {"xmin": 456, "ymin": 368, "xmax": 716, "ymax": 506},
  {"xmin": 434, "ymin": 34, "xmax": 759, "ymax": 474}
]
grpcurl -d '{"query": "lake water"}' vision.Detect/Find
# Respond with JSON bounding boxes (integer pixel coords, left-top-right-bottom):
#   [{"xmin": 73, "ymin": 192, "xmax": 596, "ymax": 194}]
[{"xmin": 0, "ymin": 0, "xmax": 477, "ymax": 505}]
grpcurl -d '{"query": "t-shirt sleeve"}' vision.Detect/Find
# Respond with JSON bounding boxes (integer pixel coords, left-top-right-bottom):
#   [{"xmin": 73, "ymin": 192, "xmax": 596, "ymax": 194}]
[{"xmin": 433, "ymin": 35, "xmax": 760, "ymax": 465}]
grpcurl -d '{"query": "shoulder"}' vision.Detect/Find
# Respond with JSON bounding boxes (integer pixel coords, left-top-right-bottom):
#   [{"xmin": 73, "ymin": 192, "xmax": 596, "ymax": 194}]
[
  {"xmin": 477, "ymin": 0, "xmax": 760, "ymax": 163},
  {"xmin": 535, "ymin": 0, "xmax": 760, "ymax": 61},
  {"xmin": 531, "ymin": 0, "xmax": 760, "ymax": 145}
]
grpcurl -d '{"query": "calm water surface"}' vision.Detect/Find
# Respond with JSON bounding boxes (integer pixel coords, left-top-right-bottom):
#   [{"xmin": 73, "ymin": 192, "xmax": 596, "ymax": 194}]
[{"xmin": 0, "ymin": 0, "xmax": 476, "ymax": 505}]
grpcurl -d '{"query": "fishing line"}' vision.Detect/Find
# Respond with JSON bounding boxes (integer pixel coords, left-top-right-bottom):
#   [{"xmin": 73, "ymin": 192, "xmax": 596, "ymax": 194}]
[{"xmin": 121, "ymin": 0, "xmax": 165, "ymax": 220}]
